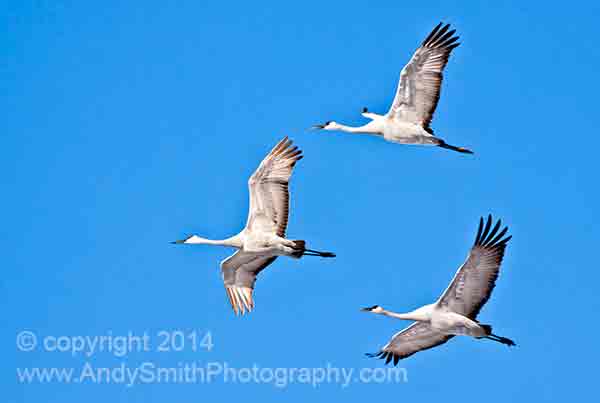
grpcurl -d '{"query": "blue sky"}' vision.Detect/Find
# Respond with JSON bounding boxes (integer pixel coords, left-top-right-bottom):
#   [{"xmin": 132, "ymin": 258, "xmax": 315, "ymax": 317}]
[{"xmin": 4, "ymin": 1, "xmax": 599, "ymax": 401}]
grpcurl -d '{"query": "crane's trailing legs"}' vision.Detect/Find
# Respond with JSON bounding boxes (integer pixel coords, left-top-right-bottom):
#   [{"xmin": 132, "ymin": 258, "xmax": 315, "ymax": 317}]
[
  {"xmin": 482, "ymin": 334, "xmax": 516, "ymax": 346},
  {"xmin": 302, "ymin": 249, "xmax": 336, "ymax": 257},
  {"xmin": 436, "ymin": 140, "xmax": 474, "ymax": 154},
  {"xmin": 290, "ymin": 240, "xmax": 336, "ymax": 258},
  {"xmin": 484, "ymin": 335, "xmax": 516, "ymax": 346},
  {"xmin": 478, "ymin": 324, "xmax": 516, "ymax": 346}
]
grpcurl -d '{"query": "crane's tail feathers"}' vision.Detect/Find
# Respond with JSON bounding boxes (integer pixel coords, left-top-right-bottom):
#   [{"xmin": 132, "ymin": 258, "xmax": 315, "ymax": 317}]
[{"xmin": 437, "ymin": 140, "xmax": 474, "ymax": 154}]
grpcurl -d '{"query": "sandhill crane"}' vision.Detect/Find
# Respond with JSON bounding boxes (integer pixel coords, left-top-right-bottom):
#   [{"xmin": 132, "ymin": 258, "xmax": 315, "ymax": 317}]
[
  {"xmin": 313, "ymin": 22, "xmax": 473, "ymax": 154},
  {"xmin": 172, "ymin": 137, "xmax": 335, "ymax": 315},
  {"xmin": 362, "ymin": 215, "xmax": 514, "ymax": 365}
]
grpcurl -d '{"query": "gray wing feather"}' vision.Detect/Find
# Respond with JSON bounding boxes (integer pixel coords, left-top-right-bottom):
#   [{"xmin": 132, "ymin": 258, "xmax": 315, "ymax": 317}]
[
  {"xmin": 367, "ymin": 322, "xmax": 453, "ymax": 364},
  {"xmin": 437, "ymin": 215, "xmax": 512, "ymax": 319},
  {"xmin": 246, "ymin": 137, "xmax": 302, "ymax": 237},
  {"xmin": 220, "ymin": 251, "xmax": 277, "ymax": 315},
  {"xmin": 388, "ymin": 23, "xmax": 460, "ymax": 132}
]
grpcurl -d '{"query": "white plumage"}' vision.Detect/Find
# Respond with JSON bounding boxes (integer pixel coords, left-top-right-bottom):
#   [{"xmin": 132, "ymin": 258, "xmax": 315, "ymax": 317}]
[
  {"xmin": 362, "ymin": 215, "xmax": 515, "ymax": 365},
  {"xmin": 314, "ymin": 22, "xmax": 473, "ymax": 154},
  {"xmin": 173, "ymin": 137, "xmax": 334, "ymax": 315}
]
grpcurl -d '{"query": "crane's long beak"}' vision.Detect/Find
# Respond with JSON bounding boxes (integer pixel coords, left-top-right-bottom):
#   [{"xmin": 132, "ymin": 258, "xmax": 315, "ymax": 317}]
[
  {"xmin": 310, "ymin": 122, "xmax": 329, "ymax": 130},
  {"xmin": 311, "ymin": 120, "xmax": 333, "ymax": 130},
  {"xmin": 171, "ymin": 235, "xmax": 193, "ymax": 244}
]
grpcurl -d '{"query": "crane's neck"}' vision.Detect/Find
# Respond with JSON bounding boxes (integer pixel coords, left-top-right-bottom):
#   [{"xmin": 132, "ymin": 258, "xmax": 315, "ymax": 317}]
[
  {"xmin": 183, "ymin": 235, "xmax": 242, "ymax": 248},
  {"xmin": 381, "ymin": 309, "xmax": 429, "ymax": 322},
  {"xmin": 334, "ymin": 121, "xmax": 382, "ymax": 135}
]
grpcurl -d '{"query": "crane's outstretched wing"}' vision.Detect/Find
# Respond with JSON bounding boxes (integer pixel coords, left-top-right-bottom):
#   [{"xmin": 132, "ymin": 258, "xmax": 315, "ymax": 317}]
[
  {"xmin": 437, "ymin": 215, "xmax": 512, "ymax": 319},
  {"xmin": 388, "ymin": 23, "xmax": 460, "ymax": 133},
  {"xmin": 220, "ymin": 251, "xmax": 277, "ymax": 315},
  {"xmin": 367, "ymin": 322, "xmax": 454, "ymax": 365},
  {"xmin": 246, "ymin": 137, "xmax": 303, "ymax": 237}
]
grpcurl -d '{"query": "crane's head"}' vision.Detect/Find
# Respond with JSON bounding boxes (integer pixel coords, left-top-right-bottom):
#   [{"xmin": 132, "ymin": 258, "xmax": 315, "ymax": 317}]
[
  {"xmin": 360, "ymin": 305, "xmax": 384, "ymax": 314},
  {"xmin": 311, "ymin": 121, "xmax": 338, "ymax": 131}
]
